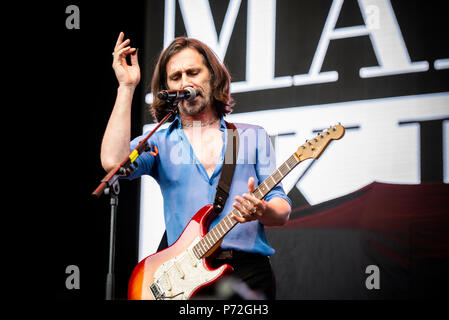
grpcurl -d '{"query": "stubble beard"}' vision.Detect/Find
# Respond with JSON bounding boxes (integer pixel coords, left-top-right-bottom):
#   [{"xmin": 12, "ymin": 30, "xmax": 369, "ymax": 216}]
[{"xmin": 179, "ymin": 95, "xmax": 209, "ymax": 116}]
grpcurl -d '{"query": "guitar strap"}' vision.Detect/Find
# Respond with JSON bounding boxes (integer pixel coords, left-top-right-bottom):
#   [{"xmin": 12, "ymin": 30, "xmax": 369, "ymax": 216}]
[{"xmin": 213, "ymin": 121, "xmax": 239, "ymax": 214}]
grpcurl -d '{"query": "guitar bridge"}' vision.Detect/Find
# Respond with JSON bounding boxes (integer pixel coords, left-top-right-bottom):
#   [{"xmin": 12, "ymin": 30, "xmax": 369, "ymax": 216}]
[{"xmin": 150, "ymin": 282, "xmax": 163, "ymax": 300}]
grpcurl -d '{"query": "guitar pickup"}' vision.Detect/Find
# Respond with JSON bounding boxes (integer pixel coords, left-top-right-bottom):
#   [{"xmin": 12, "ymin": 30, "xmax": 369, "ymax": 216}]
[
  {"xmin": 174, "ymin": 261, "xmax": 185, "ymax": 279},
  {"xmin": 188, "ymin": 249, "xmax": 198, "ymax": 267},
  {"xmin": 159, "ymin": 273, "xmax": 172, "ymax": 292}
]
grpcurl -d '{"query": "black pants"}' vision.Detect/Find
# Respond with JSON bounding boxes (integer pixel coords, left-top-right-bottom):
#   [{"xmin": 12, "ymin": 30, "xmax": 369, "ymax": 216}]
[{"xmin": 209, "ymin": 250, "xmax": 276, "ymax": 300}]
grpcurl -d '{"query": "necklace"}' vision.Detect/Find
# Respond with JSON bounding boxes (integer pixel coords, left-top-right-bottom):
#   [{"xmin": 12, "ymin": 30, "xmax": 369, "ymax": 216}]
[{"xmin": 181, "ymin": 118, "xmax": 219, "ymax": 127}]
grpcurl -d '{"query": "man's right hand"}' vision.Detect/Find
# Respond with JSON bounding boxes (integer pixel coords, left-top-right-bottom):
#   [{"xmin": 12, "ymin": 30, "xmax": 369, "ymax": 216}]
[{"xmin": 112, "ymin": 32, "xmax": 141, "ymax": 87}]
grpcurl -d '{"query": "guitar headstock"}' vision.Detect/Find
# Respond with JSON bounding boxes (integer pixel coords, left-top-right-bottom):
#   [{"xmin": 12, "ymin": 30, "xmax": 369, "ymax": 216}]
[{"xmin": 295, "ymin": 124, "xmax": 345, "ymax": 161}]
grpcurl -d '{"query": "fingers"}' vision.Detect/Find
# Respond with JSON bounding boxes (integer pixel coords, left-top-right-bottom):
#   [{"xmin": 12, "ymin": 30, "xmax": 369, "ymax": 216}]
[
  {"xmin": 116, "ymin": 46, "xmax": 131, "ymax": 56},
  {"xmin": 231, "ymin": 213, "xmax": 247, "ymax": 224},
  {"xmin": 231, "ymin": 210, "xmax": 259, "ymax": 223},
  {"xmin": 114, "ymin": 32, "xmax": 133, "ymax": 51},
  {"xmin": 242, "ymin": 193, "xmax": 259, "ymax": 207},
  {"xmin": 231, "ymin": 177, "xmax": 263, "ymax": 224},
  {"xmin": 130, "ymin": 48, "xmax": 139, "ymax": 66},
  {"xmin": 231, "ymin": 177, "xmax": 257, "ymax": 223},
  {"xmin": 232, "ymin": 195, "xmax": 261, "ymax": 223},
  {"xmin": 235, "ymin": 195, "xmax": 252, "ymax": 210},
  {"xmin": 115, "ymin": 31, "xmax": 124, "ymax": 48},
  {"xmin": 232, "ymin": 198, "xmax": 250, "ymax": 220},
  {"xmin": 115, "ymin": 45, "xmax": 135, "ymax": 57},
  {"xmin": 117, "ymin": 38, "xmax": 131, "ymax": 51},
  {"xmin": 248, "ymin": 177, "xmax": 255, "ymax": 192},
  {"xmin": 113, "ymin": 32, "xmax": 137, "ymax": 61}
]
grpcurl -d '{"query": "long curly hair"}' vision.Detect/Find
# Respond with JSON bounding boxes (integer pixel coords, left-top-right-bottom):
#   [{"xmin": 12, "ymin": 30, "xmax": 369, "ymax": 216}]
[{"xmin": 149, "ymin": 37, "xmax": 234, "ymax": 122}]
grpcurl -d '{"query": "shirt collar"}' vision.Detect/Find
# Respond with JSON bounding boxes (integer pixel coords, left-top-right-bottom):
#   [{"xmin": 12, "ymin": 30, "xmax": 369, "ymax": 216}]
[{"xmin": 168, "ymin": 113, "xmax": 182, "ymax": 132}]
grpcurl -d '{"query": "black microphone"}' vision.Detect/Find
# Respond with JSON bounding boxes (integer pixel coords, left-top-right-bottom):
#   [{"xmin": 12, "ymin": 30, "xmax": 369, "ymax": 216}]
[{"xmin": 157, "ymin": 87, "xmax": 197, "ymax": 101}]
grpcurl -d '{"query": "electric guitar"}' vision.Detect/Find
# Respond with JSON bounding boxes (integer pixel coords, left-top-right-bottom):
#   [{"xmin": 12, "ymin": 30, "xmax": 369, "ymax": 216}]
[{"xmin": 128, "ymin": 124, "xmax": 345, "ymax": 300}]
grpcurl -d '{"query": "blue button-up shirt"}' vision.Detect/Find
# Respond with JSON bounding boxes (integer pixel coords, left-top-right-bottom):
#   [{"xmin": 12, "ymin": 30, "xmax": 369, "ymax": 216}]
[{"xmin": 125, "ymin": 114, "xmax": 291, "ymax": 256}]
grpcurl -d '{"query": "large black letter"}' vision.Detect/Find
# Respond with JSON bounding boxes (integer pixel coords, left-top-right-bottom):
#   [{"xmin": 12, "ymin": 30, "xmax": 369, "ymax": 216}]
[{"xmin": 399, "ymin": 118, "xmax": 449, "ymax": 182}]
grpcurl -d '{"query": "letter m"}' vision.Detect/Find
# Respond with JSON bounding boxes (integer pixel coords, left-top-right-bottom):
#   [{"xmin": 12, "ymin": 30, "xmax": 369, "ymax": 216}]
[{"xmin": 163, "ymin": 0, "xmax": 242, "ymax": 61}]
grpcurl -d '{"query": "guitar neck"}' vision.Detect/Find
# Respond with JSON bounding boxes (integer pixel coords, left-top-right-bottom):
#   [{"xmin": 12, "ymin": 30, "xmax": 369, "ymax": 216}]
[
  {"xmin": 192, "ymin": 123, "xmax": 346, "ymax": 259},
  {"xmin": 193, "ymin": 153, "xmax": 300, "ymax": 259}
]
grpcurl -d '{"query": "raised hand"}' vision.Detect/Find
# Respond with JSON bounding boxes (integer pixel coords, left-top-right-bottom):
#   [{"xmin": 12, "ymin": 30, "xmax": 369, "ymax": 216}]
[{"xmin": 112, "ymin": 32, "xmax": 140, "ymax": 87}]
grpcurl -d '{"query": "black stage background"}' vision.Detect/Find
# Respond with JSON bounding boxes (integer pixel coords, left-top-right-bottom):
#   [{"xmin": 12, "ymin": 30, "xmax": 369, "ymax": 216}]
[
  {"xmin": 18, "ymin": 0, "xmax": 449, "ymax": 306},
  {"xmin": 24, "ymin": 1, "xmax": 146, "ymax": 301}
]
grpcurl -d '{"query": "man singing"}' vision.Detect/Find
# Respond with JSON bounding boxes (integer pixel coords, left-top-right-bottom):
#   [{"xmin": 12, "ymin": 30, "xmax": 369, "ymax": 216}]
[{"xmin": 101, "ymin": 32, "xmax": 291, "ymax": 299}]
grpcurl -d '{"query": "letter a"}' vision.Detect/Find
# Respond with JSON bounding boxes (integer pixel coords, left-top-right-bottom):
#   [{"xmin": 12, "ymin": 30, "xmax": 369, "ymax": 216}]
[
  {"xmin": 365, "ymin": 265, "xmax": 380, "ymax": 290},
  {"xmin": 65, "ymin": 265, "xmax": 80, "ymax": 290},
  {"xmin": 65, "ymin": 5, "xmax": 80, "ymax": 30},
  {"xmin": 294, "ymin": 0, "xmax": 428, "ymax": 86}
]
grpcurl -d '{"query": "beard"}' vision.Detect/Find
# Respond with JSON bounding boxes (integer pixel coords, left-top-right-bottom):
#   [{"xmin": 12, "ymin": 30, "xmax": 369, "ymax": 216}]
[{"xmin": 179, "ymin": 93, "xmax": 209, "ymax": 116}]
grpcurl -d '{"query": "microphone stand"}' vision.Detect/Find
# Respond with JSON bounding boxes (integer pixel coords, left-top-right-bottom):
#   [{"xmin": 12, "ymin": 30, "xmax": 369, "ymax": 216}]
[{"xmin": 92, "ymin": 101, "xmax": 178, "ymax": 300}]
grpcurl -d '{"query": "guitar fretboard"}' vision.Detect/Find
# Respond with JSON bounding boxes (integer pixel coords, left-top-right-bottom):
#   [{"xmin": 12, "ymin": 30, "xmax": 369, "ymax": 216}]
[{"xmin": 192, "ymin": 153, "xmax": 300, "ymax": 259}]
